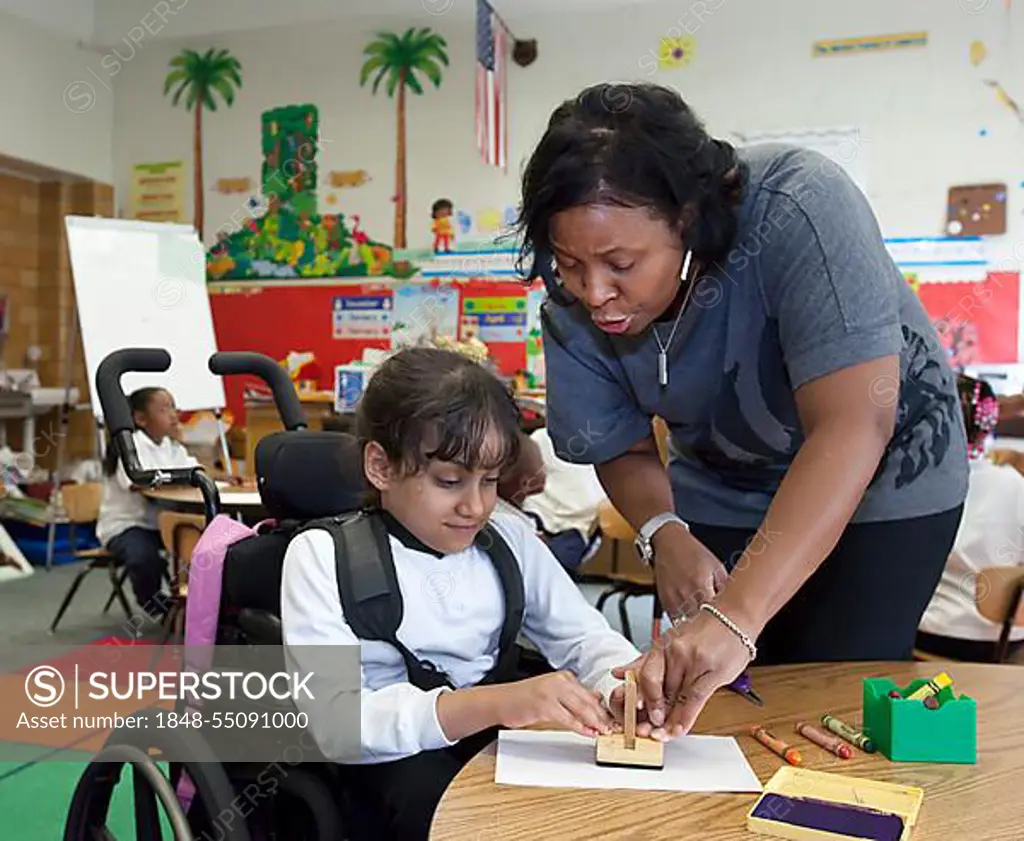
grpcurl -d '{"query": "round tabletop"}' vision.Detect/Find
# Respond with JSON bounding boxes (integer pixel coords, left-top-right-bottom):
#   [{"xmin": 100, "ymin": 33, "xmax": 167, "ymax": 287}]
[
  {"xmin": 430, "ymin": 661, "xmax": 1024, "ymax": 840},
  {"xmin": 142, "ymin": 484, "xmax": 265, "ymax": 518}
]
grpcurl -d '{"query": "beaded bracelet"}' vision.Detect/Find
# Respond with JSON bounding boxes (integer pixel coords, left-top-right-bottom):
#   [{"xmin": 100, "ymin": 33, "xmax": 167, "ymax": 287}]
[{"xmin": 699, "ymin": 603, "xmax": 757, "ymax": 661}]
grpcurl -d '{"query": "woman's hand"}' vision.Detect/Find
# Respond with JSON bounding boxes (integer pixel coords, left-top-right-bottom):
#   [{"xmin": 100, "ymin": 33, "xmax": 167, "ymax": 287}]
[
  {"xmin": 652, "ymin": 527, "xmax": 729, "ymax": 622},
  {"xmin": 491, "ymin": 671, "xmax": 615, "ymax": 738},
  {"xmin": 607, "ymin": 674, "xmax": 668, "ymax": 741},
  {"xmin": 614, "ymin": 608, "xmax": 753, "ymax": 737}
]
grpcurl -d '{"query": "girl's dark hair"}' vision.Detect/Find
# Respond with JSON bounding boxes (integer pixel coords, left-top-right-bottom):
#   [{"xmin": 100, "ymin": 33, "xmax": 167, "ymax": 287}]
[
  {"xmin": 355, "ymin": 347, "xmax": 521, "ymax": 477},
  {"xmin": 513, "ymin": 82, "xmax": 747, "ymax": 303},
  {"xmin": 102, "ymin": 387, "xmax": 162, "ymax": 476}
]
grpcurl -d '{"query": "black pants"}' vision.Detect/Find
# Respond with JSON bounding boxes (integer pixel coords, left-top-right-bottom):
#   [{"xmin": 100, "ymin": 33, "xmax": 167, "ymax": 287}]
[
  {"xmin": 107, "ymin": 527, "xmax": 167, "ymax": 616},
  {"xmin": 689, "ymin": 505, "xmax": 963, "ymax": 664},
  {"xmin": 336, "ymin": 727, "xmax": 498, "ymax": 841}
]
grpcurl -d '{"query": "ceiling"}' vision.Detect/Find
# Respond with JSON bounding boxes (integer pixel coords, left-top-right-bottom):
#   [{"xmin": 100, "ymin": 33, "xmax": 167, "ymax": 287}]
[{"xmin": 0, "ymin": 0, "xmax": 662, "ymax": 49}]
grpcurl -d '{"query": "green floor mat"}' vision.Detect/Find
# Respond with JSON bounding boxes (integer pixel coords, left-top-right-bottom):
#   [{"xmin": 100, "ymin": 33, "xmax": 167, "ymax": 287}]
[{"xmin": 0, "ymin": 754, "xmax": 175, "ymax": 839}]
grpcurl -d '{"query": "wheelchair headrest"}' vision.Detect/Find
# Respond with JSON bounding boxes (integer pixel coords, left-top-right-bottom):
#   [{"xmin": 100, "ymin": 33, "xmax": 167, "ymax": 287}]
[{"xmin": 255, "ymin": 430, "xmax": 368, "ymax": 521}]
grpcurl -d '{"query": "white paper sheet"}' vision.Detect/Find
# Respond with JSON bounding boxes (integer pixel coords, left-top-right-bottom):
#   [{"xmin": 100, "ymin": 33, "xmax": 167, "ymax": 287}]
[{"xmin": 494, "ymin": 730, "xmax": 763, "ymax": 793}]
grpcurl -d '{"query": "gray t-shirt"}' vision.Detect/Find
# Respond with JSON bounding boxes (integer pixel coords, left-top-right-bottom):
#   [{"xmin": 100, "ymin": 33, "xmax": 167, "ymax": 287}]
[{"xmin": 542, "ymin": 143, "xmax": 968, "ymax": 529}]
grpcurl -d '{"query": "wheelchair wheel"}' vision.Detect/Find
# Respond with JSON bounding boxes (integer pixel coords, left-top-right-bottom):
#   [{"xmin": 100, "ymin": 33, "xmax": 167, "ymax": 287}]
[
  {"xmin": 63, "ymin": 743, "xmax": 193, "ymax": 840},
  {"xmin": 63, "ymin": 707, "xmax": 250, "ymax": 841}
]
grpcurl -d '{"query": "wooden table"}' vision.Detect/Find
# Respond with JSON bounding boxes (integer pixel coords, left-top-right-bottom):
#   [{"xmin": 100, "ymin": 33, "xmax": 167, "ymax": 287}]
[
  {"xmin": 142, "ymin": 485, "xmax": 266, "ymax": 520},
  {"xmin": 430, "ymin": 661, "xmax": 1024, "ymax": 840}
]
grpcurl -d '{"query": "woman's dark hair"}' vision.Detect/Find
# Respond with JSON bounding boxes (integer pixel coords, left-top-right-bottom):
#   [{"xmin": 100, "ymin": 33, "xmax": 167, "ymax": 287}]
[
  {"xmin": 513, "ymin": 82, "xmax": 747, "ymax": 303},
  {"xmin": 956, "ymin": 374, "xmax": 999, "ymax": 457},
  {"xmin": 356, "ymin": 347, "xmax": 521, "ymax": 478},
  {"xmin": 102, "ymin": 387, "xmax": 162, "ymax": 476}
]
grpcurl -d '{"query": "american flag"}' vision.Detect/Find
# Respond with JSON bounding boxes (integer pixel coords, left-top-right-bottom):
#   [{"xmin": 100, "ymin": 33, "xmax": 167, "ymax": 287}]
[{"xmin": 476, "ymin": 0, "xmax": 507, "ymax": 169}]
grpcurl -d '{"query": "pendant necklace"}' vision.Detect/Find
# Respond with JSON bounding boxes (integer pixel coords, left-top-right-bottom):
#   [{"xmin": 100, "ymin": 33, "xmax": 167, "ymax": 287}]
[{"xmin": 652, "ymin": 249, "xmax": 696, "ymax": 388}]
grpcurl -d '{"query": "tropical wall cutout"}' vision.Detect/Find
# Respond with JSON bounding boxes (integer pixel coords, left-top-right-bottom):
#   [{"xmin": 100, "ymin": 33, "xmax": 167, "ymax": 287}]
[
  {"xmin": 164, "ymin": 47, "xmax": 243, "ymax": 239},
  {"xmin": 360, "ymin": 28, "xmax": 450, "ymax": 249},
  {"xmin": 206, "ymin": 103, "xmax": 416, "ymax": 281}
]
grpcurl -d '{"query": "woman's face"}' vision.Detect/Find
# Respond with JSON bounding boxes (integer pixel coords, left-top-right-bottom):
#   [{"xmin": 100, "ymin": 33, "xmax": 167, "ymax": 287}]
[{"xmin": 549, "ymin": 204, "xmax": 686, "ymax": 336}]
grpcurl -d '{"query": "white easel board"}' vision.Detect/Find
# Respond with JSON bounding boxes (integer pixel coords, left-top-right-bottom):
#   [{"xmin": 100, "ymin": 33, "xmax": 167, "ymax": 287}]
[{"xmin": 65, "ymin": 216, "xmax": 225, "ymax": 419}]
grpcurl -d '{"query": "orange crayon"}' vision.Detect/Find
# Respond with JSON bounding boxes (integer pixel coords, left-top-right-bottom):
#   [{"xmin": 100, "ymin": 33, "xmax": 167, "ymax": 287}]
[{"xmin": 750, "ymin": 725, "xmax": 802, "ymax": 765}]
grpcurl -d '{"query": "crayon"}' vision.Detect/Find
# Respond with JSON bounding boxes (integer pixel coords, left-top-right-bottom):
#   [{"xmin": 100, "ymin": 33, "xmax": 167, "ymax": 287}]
[
  {"xmin": 750, "ymin": 725, "xmax": 802, "ymax": 765},
  {"xmin": 795, "ymin": 721, "xmax": 853, "ymax": 759},
  {"xmin": 820, "ymin": 714, "xmax": 876, "ymax": 754},
  {"xmin": 906, "ymin": 672, "xmax": 951, "ymax": 701}
]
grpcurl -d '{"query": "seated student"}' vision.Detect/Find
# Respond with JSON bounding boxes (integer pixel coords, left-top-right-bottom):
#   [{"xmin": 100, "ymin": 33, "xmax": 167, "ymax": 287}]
[
  {"xmin": 96, "ymin": 386, "xmax": 198, "ymax": 620},
  {"xmin": 280, "ymin": 347, "xmax": 643, "ymax": 840},
  {"xmin": 917, "ymin": 374, "xmax": 1024, "ymax": 661}
]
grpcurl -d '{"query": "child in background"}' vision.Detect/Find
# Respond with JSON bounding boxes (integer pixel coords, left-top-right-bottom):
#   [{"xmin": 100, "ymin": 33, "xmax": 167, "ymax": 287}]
[
  {"xmin": 281, "ymin": 348, "xmax": 643, "ymax": 840},
  {"xmin": 96, "ymin": 387, "xmax": 198, "ymax": 620},
  {"xmin": 917, "ymin": 374, "xmax": 1024, "ymax": 660}
]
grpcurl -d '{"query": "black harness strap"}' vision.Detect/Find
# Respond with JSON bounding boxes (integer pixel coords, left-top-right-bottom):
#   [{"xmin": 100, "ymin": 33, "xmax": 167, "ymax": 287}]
[{"xmin": 301, "ymin": 511, "xmax": 525, "ymax": 692}]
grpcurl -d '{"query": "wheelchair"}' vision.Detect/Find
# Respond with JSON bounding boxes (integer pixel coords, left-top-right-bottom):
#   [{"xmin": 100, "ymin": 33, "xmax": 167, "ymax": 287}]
[{"xmin": 62, "ymin": 347, "xmax": 370, "ymax": 841}]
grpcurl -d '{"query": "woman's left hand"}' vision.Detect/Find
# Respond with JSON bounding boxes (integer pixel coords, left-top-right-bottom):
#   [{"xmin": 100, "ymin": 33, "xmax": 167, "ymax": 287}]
[{"xmin": 616, "ymin": 609, "xmax": 753, "ymax": 737}]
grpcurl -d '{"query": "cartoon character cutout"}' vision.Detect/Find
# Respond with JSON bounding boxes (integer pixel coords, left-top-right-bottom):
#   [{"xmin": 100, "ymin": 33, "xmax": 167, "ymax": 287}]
[{"xmin": 432, "ymin": 198, "xmax": 455, "ymax": 254}]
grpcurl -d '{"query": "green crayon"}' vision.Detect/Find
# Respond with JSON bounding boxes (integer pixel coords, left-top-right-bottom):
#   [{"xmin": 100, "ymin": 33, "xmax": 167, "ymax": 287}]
[{"xmin": 820, "ymin": 714, "xmax": 876, "ymax": 754}]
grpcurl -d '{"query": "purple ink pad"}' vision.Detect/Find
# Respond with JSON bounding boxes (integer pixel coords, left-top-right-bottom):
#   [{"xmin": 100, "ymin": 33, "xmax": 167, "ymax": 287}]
[{"xmin": 751, "ymin": 793, "xmax": 905, "ymax": 841}]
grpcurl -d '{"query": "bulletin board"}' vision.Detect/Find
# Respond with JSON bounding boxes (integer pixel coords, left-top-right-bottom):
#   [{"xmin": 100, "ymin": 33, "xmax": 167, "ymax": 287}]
[{"xmin": 209, "ymin": 278, "xmax": 539, "ymax": 423}]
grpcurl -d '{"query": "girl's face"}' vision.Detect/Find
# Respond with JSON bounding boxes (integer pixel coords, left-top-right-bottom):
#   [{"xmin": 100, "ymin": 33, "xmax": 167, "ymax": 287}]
[
  {"xmin": 549, "ymin": 203, "xmax": 687, "ymax": 337},
  {"xmin": 135, "ymin": 389, "xmax": 179, "ymax": 442},
  {"xmin": 364, "ymin": 427, "xmax": 506, "ymax": 555}
]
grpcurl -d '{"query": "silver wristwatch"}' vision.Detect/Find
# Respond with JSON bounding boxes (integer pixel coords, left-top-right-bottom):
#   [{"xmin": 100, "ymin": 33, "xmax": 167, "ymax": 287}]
[{"xmin": 634, "ymin": 512, "xmax": 689, "ymax": 566}]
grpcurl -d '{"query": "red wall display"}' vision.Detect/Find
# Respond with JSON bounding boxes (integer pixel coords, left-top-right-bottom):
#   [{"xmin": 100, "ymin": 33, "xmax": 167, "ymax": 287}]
[
  {"xmin": 915, "ymin": 272, "xmax": 1020, "ymax": 369},
  {"xmin": 209, "ymin": 279, "xmax": 532, "ymax": 422}
]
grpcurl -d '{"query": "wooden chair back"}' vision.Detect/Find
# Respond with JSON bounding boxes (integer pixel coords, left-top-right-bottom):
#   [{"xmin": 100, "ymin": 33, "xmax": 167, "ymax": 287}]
[
  {"xmin": 60, "ymin": 482, "xmax": 104, "ymax": 523},
  {"xmin": 976, "ymin": 566, "xmax": 1024, "ymax": 627},
  {"xmin": 158, "ymin": 511, "xmax": 206, "ymax": 589}
]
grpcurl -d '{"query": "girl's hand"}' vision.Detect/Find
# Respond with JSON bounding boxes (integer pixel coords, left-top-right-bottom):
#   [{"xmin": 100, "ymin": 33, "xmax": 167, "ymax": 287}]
[
  {"xmin": 607, "ymin": 674, "xmax": 668, "ymax": 741},
  {"xmin": 492, "ymin": 671, "xmax": 615, "ymax": 738}
]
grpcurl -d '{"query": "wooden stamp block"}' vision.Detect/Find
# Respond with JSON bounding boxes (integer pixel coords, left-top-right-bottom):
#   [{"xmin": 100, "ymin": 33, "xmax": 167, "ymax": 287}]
[
  {"xmin": 595, "ymin": 733, "xmax": 665, "ymax": 769},
  {"xmin": 594, "ymin": 670, "xmax": 664, "ymax": 769}
]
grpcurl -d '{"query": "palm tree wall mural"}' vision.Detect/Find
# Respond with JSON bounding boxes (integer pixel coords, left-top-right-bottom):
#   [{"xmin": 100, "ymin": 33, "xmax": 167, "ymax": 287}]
[
  {"xmin": 164, "ymin": 47, "xmax": 243, "ymax": 242},
  {"xmin": 359, "ymin": 28, "xmax": 449, "ymax": 249}
]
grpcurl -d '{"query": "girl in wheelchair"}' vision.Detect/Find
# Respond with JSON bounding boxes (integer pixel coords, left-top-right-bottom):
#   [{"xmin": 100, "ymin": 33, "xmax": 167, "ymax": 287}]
[{"xmin": 280, "ymin": 347, "xmax": 644, "ymax": 840}]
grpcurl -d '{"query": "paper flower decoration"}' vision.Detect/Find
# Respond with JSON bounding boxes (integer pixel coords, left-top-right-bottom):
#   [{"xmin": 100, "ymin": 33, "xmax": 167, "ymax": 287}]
[{"xmin": 658, "ymin": 36, "xmax": 696, "ymax": 69}]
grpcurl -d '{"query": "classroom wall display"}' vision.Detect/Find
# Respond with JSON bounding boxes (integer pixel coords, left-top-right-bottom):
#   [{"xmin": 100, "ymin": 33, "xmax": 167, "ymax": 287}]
[
  {"xmin": 332, "ymin": 294, "xmax": 393, "ymax": 340},
  {"xmin": 946, "ymin": 184, "xmax": 1007, "ymax": 236},
  {"xmin": 130, "ymin": 161, "xmax": 186, "ymax": 223},
  {"xmin": 391, "ymin": 283, "xmax": 460, "ymax": 347},
  {"xmin": 461, "ymin": 295, "xmax": 527, "ymax": 342},
  {"xmin": 526, "ymin": 285, "xmax": 545, "ymax": 387},
  {"xmin": 209, "ymin": 278, "xmax": 531, "ymax": 422},
  {"xmin": 729, "ymin": 125, "xmax": 867, "ymax": 193},
  {"xmin": 360, "ymin": 28, "xmax": 450, "ymax": 249},
  {"xmin": 164, "ymin": 48, "xmax": 243, "ymax": 240},
  {"xmin": 657, "ymin": 36, "xmax": 696, "ymax": 69},
  {"xmin": 917, "ymin": 273, "xmax": 1020, "ymax": 369},
  {"xmin": 205, "ymin": 103, "xmax": 416, "ymax": 282},
  {"xmin": 328, "ymin": 170, "xmax": 372, "ymax": 188},
  {"xmin": 812, "ymin": 32, "xmax": 928, "ymax": 58},
  {"xmin": 215, "ymin": 177, "xmax": 253, "ymax": 195}
]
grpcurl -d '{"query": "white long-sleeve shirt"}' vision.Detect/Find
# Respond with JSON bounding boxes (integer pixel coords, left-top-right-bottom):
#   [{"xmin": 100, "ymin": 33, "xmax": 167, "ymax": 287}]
[
  {"xmin": 919, "ymin": 457, "xmax": 1024, "ymax": 643},
  {"xmin": 280, "ymin": 508, "xmax": 641, "ymax": 764},
  {"xmin": 96, "ymin": 429, "xmax": 198, "ymax": 545}
]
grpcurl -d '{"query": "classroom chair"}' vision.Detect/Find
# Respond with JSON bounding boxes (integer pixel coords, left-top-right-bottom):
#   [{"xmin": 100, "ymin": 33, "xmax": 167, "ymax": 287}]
[
  {"xmin": 49, "ymin": 482, "xmax": 133, "ymax": 633},
  {"xmin": 588, "ymin": 417, "xmax": 671, "ymax": 644},
  {"xmin": 976, "ymin": 565, "xmax": 1024, "ymax": 663},
  {"xmin": 593, "ymin": 499, "xmax": 661, "ymax": 644},
  {"xmin": 157, "ymin": 511, "xmax": 206, "ymax": 644}
]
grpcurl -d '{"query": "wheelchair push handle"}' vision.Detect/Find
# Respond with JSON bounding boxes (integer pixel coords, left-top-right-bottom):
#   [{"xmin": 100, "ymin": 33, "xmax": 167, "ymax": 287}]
[
  {"xmin": 208, "ymin": 351, "xmax": 308, "ymax": 432},
  {"xmin": 94, "ymin": 348, "xmax": 220, "ymax": 523}
]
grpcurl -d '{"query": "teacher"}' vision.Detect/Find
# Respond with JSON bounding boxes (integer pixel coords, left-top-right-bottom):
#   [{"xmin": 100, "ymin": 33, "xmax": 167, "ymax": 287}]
[{"xmin": 516, "ymin": 83, "xmax": 969, "ymax": 737}]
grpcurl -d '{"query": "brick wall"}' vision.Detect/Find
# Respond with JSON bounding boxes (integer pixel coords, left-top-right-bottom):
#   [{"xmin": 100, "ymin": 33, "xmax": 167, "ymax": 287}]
[{"xmin": 1, "ymin": 169, "xmax": 114, "ymax": 472}]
